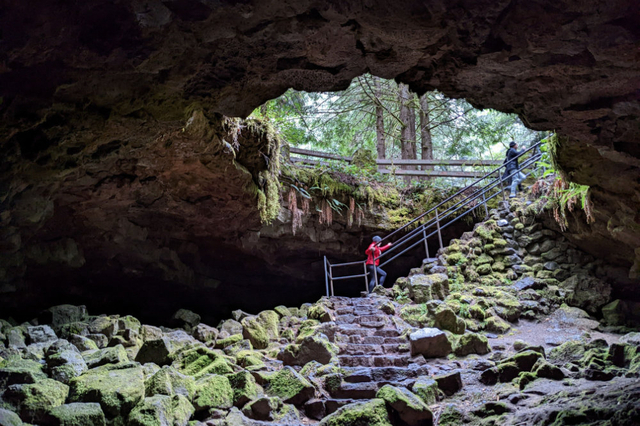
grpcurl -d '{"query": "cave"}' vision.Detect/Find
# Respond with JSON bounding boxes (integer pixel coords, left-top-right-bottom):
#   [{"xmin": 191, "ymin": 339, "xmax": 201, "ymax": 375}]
[{"xmin": 0, "ymin": 1, "xmax": 640, "ymax": 423}]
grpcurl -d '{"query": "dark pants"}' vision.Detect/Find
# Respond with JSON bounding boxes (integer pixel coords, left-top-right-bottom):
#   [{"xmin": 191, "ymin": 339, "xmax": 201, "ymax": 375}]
[{"xmin": 367, "ymin": 264, "xmax": 387, "ymax": 292}]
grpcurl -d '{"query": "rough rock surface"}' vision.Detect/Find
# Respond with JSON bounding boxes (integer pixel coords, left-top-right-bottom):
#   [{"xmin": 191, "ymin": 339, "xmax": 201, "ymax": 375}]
[{"xmin": 0, "ymin": 0, "xmax": 639, "ymax": 323}]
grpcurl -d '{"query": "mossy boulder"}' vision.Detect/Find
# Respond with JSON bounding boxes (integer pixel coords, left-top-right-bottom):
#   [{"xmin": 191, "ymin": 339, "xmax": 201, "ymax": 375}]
[
  {"xmin": 4, "ymin": 378, "xmax": 69, "ymax": 423},
  {"xmin": 192, "ymin": 375, "xmax": 234, "ymax": 411},
  {"xmin": 173, "ymin": 347, "xmax": 233, "ymax": 378},
  {"xmin": 83, "ymin": 345, "xmax": 128, "ymax": 369},
  {"xmin": 265, "ymin": 366, "xmax": 314, "ymax": 405},
  {"xmin": 532, "ymin": 359, "xmax": 565, "ymax": 380},
  {"xmin": 434, "ymin": 307, "xmax": 465, "ymax": 335},
  {"xmin": 241, "ymin": 311, "xmax": 279, "ymax": 350},
  {"xmin": 307, "ymin": 304, "xmax": 333, "ymax": 323},
  {"xmin": 560, "ymin": 274, "xmax": 611, "ymax": 315},
  {"xmin": 0, "ymin": 357, "xmax": 47, "ymax": 386},
  {"xmin": 274, "ymin": 306, "xmax": 292, "ymax": 318},
  {"xmin": 438, "ymin": 404, "xmax": 464, "ymax": 425},
  {"xmin": 403, "ymin": 274, "xmax": 449, "ymax": 303},
  {"xmin": 44, "ymin": 402, "xmax": 106, "ymax": 426},
  {"xmin": 548, "ymin": 340, "xmax": 586, "ymax": 365},
  {"xmin": 484, "ymin": 316, "xmax": 511, "ymax": 334},
  {"xmin": 279, "ymin": 334, "xmax": 338, "ymax": 366},
  {"xmin": 68, "ymin": 364, "xmax": 145, "ymax": 419},
  {"xmin": 144, "ymin": 366, "xmax": 196, "ymax": 400},
  {"xmin": 48, "ymin": 345, "xmax": 88, "ymax": 384},
  {"xmin": 235, "ymin": 350, "xmax": 265, "ymax": 370},
  {"xmin": 502, "ymin": 350, "xmax": 543, "ymax": 372},
  {"xmin": 318, "ymin": 398, "xmax": 392, "ymax": 426},
  {"xmin": 476, "ymin": 264, "xmax": 493, "ymax": 276},
  {"xmin": 376, "ymin": 385, "xmax": 432, "ymax": 426},
  {"xmin": 214, "ymin": 333, "xmax": 244, "ymax": 349},
  {"xmin": 128, "ymin": 394, "xmax": 194, "ymax": 426},
  {"xmin": 39, "ymin": 305, "xmax": 89, "ymax": 333},
  {"xmin": 412, "ymin": 377, "xmax": 439, "ymax": 405},
  {"xmin": 0, "ymin": 408, "xmax": 24, "ymax": 426},
  {"xmin": 227, "ymin": 371, "xmax": 260, "ymax": 407},
  {"xmin": 445, "ymin": 252, "xmax": 467, "ymax": 266},
  {"xmin": 454, "ymin": 333, "xmax": 490, "ymax": 356},
  {"xmin": 135, "ymin": 331, "xmax": 196, "ymax": 366}
]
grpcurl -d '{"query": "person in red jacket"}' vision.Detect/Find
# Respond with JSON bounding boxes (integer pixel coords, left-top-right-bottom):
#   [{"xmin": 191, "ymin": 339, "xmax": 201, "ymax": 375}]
[{"xmin": 365, "ymin": 236, "xmax": 393, "ymax": 292}]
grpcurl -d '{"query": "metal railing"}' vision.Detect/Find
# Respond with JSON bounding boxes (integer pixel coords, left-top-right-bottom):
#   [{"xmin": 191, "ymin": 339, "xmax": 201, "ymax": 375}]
[{"xmin": 323, "ymin": 142, "xmax": 544, "ymax": 296}]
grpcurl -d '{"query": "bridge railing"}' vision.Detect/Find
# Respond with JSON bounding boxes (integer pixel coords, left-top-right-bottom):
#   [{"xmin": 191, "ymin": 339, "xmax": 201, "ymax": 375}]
[{"xmin": 323, "ymin": 142, "xmax": 544, "ymax": 296}]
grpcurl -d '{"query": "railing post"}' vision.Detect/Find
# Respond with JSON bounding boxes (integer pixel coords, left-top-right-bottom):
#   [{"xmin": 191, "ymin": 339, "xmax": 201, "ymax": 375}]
[
  {"xmin": 363, "ymin": 262, "xmax": 369, "ymax": 293},
  {"xmin": 329, "ymin": 264, "xmax": 335, "ymax": 297},
  {"xmin": 372, "ymin": 262, "xmax": 378, "ymax": 293},
  {"xmin": 422, "ymin": 225, "xmax": 430, "ymax": 258},
  {"xmin": 482, "ymin": 192, "xmax": 489, "ymax": 218},
  {"xmin": 324, "ymin": 256, "xmax": 330, "ymax": 297},
  {"xmin": 499, "ymin": 172, "xmax": 507, "ymax": 201},
  {"xmin": 435, "ymin": 208, "xmax": 444, "ymax": 250}
]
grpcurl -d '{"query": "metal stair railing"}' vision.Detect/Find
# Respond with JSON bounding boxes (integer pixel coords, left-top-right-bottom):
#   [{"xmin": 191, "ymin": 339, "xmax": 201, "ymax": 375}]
[{"xmin": 324, "ymin": 142, "xmax": 544, "ymax": 297}]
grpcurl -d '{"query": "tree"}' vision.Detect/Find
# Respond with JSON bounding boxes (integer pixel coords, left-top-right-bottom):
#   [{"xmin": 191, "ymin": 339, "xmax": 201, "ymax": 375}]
[
  {"xmin": 374, "ymin": 77, "xmax": 386, "ymax": 159},
  {"xmin": 419, "ymin": 94, "xmax": 433, "ymax": 170}
]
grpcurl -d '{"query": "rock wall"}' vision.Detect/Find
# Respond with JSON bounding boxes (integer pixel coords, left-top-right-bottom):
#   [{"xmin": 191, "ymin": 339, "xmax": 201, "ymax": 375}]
[{"xmin": 1, "ymin": 0, "xmax": 639, "ymax": 313}]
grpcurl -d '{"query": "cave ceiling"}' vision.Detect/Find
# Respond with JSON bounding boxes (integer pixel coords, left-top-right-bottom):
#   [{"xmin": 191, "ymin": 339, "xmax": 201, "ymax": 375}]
[{"xmin": 0, "ymin": 0, "xmax": 639, "ymax": 320}]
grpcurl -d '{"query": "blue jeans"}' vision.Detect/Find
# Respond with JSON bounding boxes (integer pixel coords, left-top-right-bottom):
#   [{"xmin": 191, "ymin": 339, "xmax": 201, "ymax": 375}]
[
  {"xmin": 367, "ymin": 265, "xmax": 387, "ymax": 292},
  {"xmin": 510, "ymin": 171, "xmax": 526, "ymax": 196}
]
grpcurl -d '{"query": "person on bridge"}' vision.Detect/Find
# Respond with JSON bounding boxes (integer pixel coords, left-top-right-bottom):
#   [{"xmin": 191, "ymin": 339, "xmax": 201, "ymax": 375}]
[
  {"xmin": 504, "ymin": 141, "xmax": 525, "ymax": 198},
  {"xmin": 365, "ymin": 236, "xmax": 392, "ymax": 293}
]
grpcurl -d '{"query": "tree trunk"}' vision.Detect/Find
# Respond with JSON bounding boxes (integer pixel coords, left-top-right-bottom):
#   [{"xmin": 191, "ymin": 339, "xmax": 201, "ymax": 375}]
[
  {"xmin": 398, "ymin": 84, "xmax": 417, "ymax": 183},
  {"xmin": 419, "ymin": 94, "xmax": 434, "ymax": 171},
  {"xmin": 374, "ymin": 77, "xmax": 386, "ymax": 160}
]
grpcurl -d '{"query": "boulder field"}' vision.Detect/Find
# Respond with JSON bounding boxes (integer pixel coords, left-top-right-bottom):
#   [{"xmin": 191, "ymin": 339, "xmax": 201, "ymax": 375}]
[{"xmin": 1, "ymin": 198, "xmax": 639, "ymax": 425}]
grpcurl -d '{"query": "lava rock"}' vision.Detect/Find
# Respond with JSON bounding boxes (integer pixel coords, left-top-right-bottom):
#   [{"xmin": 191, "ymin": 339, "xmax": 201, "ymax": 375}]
[
  {"xmin": 409, "ymin": 328, "xmax": 452, "ymax": 358},
  {"xmin": 434, "ymin": 371, "xmax": 462, "ymax": 396}
]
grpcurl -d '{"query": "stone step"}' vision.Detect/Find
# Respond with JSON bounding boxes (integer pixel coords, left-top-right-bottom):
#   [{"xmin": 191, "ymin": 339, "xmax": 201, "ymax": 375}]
[
  {"xmin": 374, "ymin": 329, "xmax": 400, "ymax": 337},
  {"xmin": 330, "ymin": 382, "xmax": 379, "ymax": 399},
  {"xmin": 338, "ymin": 354, "xmax": 413, "ymax": 368},
  {"xmin": 342, "ymin": 365, "xmax": 431, "ymax": 384},
  {"xmin": 334, "ymin": 326, "xmax": 375, "ymax": 337},
  {"xmin": 338, "ymin": 343, "xmax": 401, "ymax": 356}
]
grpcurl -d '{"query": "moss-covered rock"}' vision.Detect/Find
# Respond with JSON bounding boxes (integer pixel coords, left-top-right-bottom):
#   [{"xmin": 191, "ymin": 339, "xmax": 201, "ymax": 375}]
[
  {"xmin": 173, "ymin": 347, "xmax": 233, "ymax": 378},
  {"xmin": 83, "ymin": 345, "xmax": 128, "ymax": 369},
  {"xmin": 502, "ymin": 350, "xmax": 542, "ymax": 372},
  {"xmin": 517, "ymin": 371, "xmax": 537, "ymax": 390},
  {"xmin": 145, "ymin": 366, "xmax": 196, "ymax": 400},
  {"xmin": 412, "ymin": 377, "xmax": 438, "ymax": 405},
  {"xmin": 241, "ymin": 311, "xmax": 279, "ymax": 349},
  {"xmin": 376, "ymin": 385, "xmax": 432, "ymax": 426},
  {"xmin": 265, "ymin": 366, "xmax": 314, "ymax": 405},
  {"xmin": 476, "ymin": 264, "xmax": 493, "ymax": 276},
  {"xmin": 0, "ymin": 357, "xmax": 47, "ymax": 386},
  {"xmin": 307, "ymin": 304, "xmax": 333, "ymax": 323},
  {"xmin": 454, "ymin": 333, "xmax": 490, "ymax": 356},
  {"xmin": 227, "ymin": 371, "xmax": 260, "ymax": 407},
  {"xmin": 235, "ymin": 350, "xmax": 265, "ymax": 370},
  {"xmin": 68, "ymin": 364, "xmax": 145, "ymax": 419},
  {"xmin": 274, "ymin": 306, "xmax": 292, "ymax": 318},
  {"xmin": 192, "ymin": 375, "xmax": 234, "ymax": 411},
  {"xmin": 45, "ymin": 402, "xmax": 106, "ymax": 426},
  {"xmin": 434, "ymin": 307, "xmax": 465, "ymax": 335},
  {"xmin": 279, "ymin": 334, "xmax": 338, "ymax": 366},
  {"xmin": 548, "ymin": 340, "xmax": 586, "ymax": 365},
  {"xmin": 5, "ymin": 378, "xmax": 69, "ymax": 423},
  {"xmin": 438, "ymin": 404, "xmax": 464, "ymax": 425},
  {"xmin": 533, "ymin": 359, "xmax": 565, "ymax": 380},
  {"xmin": 214, "ymin": 333, "xmax": 243, "ymax": 349},
  {"xmin": 484, "ymin": 315, "xmax": 511, "ymax": 334},
  {"xmin": 128, "ymin": 394, "xmax": 194, "ymax": 426},
  {"xmin": 403, "ymin": 274, "xmax": 449, "ymax": 303},
  {"xmin": 318, "ymin": 398, "xmax": 392, "ymax": 426}
]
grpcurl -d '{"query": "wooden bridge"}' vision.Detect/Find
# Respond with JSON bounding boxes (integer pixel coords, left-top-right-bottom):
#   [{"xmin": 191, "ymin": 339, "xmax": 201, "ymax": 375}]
[{"xmin": 289, "ymin": 147, "xmax": 502, "ymax": 179}]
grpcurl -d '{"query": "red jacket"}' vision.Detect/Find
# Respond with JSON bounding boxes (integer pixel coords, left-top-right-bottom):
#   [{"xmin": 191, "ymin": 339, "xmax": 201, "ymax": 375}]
[{"xmin": 365, "ymin": 242, "xmax": 392, "ymax": 266}]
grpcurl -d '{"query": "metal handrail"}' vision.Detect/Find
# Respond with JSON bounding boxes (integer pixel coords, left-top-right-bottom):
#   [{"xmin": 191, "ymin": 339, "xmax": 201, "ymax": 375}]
[{"xmin": 324, "ymin": 141, "xmax": 544, "ymax": 296}]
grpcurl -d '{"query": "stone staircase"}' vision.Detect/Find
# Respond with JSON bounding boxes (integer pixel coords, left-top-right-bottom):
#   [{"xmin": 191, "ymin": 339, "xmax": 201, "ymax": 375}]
[{"xmin": 316, "ymin": 296, "xmax": 430, "ymax": 408}]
